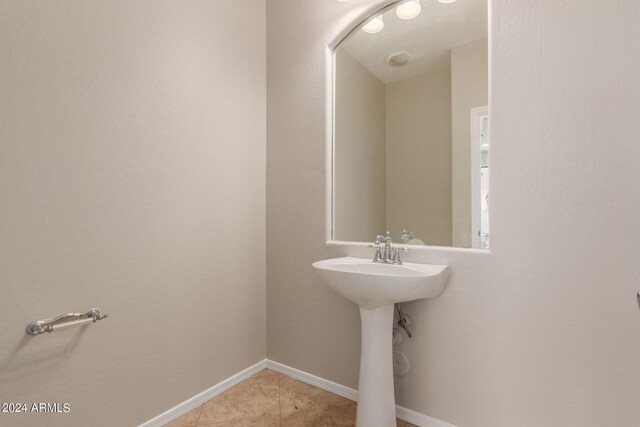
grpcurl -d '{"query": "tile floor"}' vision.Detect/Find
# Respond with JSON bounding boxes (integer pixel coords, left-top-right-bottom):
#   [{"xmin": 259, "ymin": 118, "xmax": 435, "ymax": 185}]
[{"xmin": 164, "ymin": 369, "xmax": 416, "ymax": 427}]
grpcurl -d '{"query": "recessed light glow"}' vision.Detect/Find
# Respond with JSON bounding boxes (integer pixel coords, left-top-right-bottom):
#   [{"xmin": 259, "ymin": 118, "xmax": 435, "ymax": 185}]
[
  {"xmin": 362, "ymin": 15, "xmax": 384, "ymax": 34},
  {"xmin": 396, "ymin": 0, "xmax": 422, "ymax": 20},
  {"xmin": 438, "ymin": 0, "xmax": 457, "ymax": 3}
]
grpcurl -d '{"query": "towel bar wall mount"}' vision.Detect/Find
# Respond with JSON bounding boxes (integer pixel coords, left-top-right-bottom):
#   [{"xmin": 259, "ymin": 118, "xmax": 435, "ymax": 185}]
[{"xmin": 26, "ymin": 308, "xmax": 108, "ymax": 336}]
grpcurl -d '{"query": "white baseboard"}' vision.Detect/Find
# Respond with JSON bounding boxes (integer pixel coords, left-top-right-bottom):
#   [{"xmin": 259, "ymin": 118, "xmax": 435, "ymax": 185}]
[
  {"xmin": 265, "ymin": 359, "xmax": 358, "ymax": 401},
  {"xmin": 265, "ymin": 360, "xmax": 456, "ymax": 427},
  {"xmin": 139, "ymin": 359, "xmax": 267, "ymax": 427},
  {"xmin": 141, "ymin": 358, "xmax": 456, "ymax": 427},
  {"xmin": 394, "ymin": 405, "xmax": 457, "ymax": 427}
]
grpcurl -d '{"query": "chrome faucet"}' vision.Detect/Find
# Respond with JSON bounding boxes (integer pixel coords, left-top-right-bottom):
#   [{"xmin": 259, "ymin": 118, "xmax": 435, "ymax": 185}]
[{"xmin": 370, "ymin": 231, "xmax": 407, "ymax": 264}]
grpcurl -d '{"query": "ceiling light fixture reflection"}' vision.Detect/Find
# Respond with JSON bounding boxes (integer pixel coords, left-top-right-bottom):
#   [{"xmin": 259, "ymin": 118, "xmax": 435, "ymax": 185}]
[
  {"xmin": 385, "ymin": 51, "xmax": 413, "ymax": 67},
  {"xmin": 396, "ymin": 0, "xmax": 422, "ymax": 20},
  {"xmin": 362, "ymin": 15, "xmax": 384, "ymax": 34},
  {"xmin": 438, "ymin": 0, "xmax": 457, "ymax": 3}
]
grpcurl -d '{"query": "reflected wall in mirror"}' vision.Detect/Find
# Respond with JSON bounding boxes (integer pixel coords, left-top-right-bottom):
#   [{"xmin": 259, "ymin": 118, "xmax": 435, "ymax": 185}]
[{"xmin": 332, "ymin": 0, "xmax": 488, "ymax": 249}]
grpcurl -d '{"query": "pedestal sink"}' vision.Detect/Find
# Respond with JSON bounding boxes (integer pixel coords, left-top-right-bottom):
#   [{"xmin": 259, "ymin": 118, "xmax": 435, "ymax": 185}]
[{"xmin": 312, "ymin": 257, "xmax": 449, "ymax": 427}]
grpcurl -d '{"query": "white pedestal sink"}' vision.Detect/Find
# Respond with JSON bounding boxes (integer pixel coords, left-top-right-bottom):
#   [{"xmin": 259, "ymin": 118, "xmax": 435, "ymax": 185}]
[{"xmin": 312, "ymin": 257, "xmax": 449, "ymax": 427}]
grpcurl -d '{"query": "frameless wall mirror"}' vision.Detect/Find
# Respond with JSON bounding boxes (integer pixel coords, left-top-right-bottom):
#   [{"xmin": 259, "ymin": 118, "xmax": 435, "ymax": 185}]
[{"xmin": 332, "ymin": 0, "xmax": 489, "ymax": 249}]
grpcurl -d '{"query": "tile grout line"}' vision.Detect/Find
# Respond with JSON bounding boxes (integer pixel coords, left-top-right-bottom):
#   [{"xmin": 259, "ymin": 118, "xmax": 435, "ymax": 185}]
[
  {"xmin": 194, "ymin": 403, "xmax": 203, "ymax": 427},
  {"xmin": 277, "ymin": 372, "xmax": 283, "ymax": 426}
]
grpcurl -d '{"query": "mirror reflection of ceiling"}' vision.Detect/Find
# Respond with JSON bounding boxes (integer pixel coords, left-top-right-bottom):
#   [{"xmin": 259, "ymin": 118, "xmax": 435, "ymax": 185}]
[{"xmin": 342, "ymin": 0, "xmax": 487, "ymax": 83}]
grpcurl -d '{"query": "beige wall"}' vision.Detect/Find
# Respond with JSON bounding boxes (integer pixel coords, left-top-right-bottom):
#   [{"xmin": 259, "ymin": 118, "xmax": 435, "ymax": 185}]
[
  {"xmin": 451, "ymin": 38, "xmax": 489, "ymax": 247},
  {"xmin": 386, "ymin": 69, "xmax": 452, "ymax": 246},
  {"xmin": 267, "ymin": 1, "xmax": 640, "ymax": 426},
  {"xmin": 334, "ymin": 49, "xmax": 387, "ymax": 241},
  {"xmin": 0, "ymin": 1, "xmax": 266, "ymax": 426}
]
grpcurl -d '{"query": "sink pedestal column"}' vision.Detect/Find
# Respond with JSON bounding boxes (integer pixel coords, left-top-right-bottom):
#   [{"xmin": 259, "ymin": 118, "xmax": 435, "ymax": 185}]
[{"xmin": 356, "ymin": 304, "xmax": 396, "ymax": 427}]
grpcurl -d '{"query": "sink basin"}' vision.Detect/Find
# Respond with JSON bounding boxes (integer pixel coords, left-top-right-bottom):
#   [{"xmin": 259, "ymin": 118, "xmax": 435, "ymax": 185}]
[
  {"xmin": 312, "ymin": 256, "xmax": 449, "ymax": 427},
  {"xmin": 312, "ymin": 257, "xmax": 449, "ymax": 309}
]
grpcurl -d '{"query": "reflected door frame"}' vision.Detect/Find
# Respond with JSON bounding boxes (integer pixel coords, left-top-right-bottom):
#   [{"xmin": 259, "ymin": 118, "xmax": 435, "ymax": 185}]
[{"xmin": 470, "ymin": 105, "xmax": 489, "ymax": 249}]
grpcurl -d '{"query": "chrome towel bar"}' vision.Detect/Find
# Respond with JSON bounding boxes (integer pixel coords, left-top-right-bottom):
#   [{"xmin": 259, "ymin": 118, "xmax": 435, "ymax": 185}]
[{"xmin": 26, "ymin": 308, "xmax": 108, "ymax": 336}]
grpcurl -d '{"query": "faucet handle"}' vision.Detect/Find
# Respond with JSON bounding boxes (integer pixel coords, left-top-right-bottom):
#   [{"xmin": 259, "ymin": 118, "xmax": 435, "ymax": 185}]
[
  {"xmin": 376, "ymin": 231, "xmax": 392, "ymax": 244},
  {"xmin": 369, "ymin": 243, "xmax": 383, "ymax": 262},
  {"xmin": 392, "ymin": 245, "xmax": 408, "ymax": 264}
]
